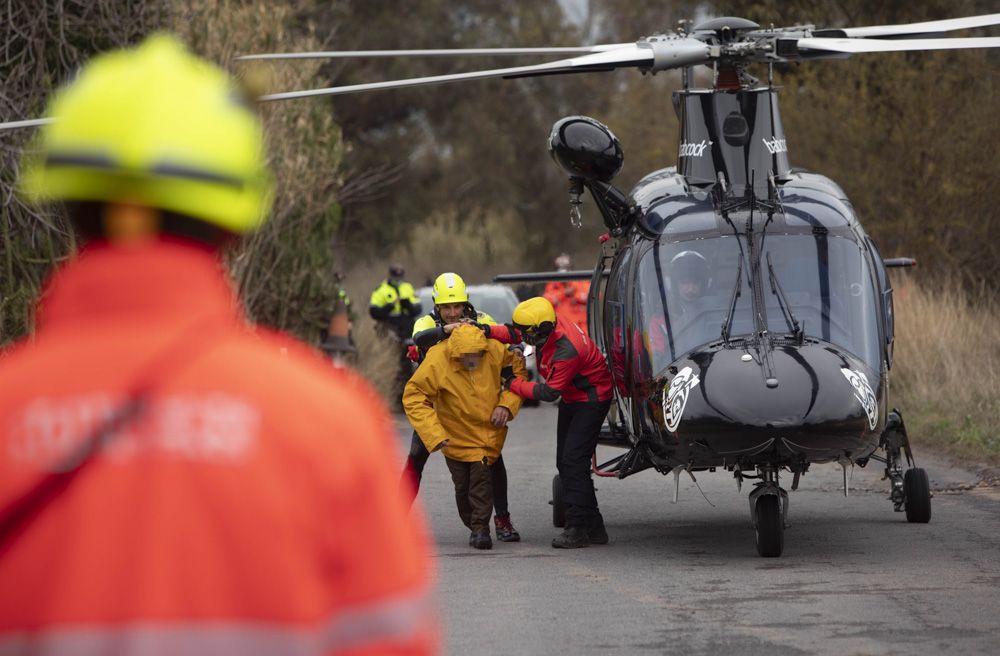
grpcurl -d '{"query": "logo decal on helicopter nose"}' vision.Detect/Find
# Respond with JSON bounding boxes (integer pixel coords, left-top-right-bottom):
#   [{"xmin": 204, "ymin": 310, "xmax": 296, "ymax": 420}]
[
  {"xmin": 840, "ymin": 368, "xmax": 878, "ymax": 430},
  {"xmin": 762, "ymin": 137, "xmax": 787, "ymax": 155},
  {"xmin": 663, "ymin": 366, "xmax": 700, "ymax": 433},
  {"xmin": 678, "ymin": 140, "xmax": 710, "ymax": 158}
]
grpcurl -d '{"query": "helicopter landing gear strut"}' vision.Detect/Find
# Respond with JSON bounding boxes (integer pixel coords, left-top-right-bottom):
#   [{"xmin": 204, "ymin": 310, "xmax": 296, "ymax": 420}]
[
  {"xmin": 872, "ymin": 409, "xmax": 931, "ymax": 523},
  {"xmin": 747, "ymin": 465, "xmax": 788, "ymax": 557}
]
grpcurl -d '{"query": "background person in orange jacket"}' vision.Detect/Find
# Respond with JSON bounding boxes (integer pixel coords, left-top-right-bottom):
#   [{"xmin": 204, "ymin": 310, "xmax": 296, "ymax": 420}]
[
  {"xmin": 544, "ymin": 253, "xmax": 590, "ymax": 336},
  {"xmin": 0, "ymin": 36, "xmax": 436, "ymax": 655}
]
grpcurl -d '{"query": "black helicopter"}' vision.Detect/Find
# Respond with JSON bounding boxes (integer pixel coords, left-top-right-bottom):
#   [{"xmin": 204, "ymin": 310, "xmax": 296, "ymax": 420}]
[{"xmin": 4, "ymin": 12, "xmax": 999, "ymax": 557}]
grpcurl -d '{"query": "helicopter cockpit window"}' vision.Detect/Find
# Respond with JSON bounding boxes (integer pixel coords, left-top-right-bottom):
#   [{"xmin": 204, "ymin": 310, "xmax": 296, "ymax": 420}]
[
  {"xmin": 635, "ymin": 232, "xmax": 881, "ymax": 376},
  {"xmin": 636, "ymin": 236, "xmax": 751, "ymax": 376},
  {"xmin": 761, "ymin": 235, "xmax": 880, "ymax": 368}
]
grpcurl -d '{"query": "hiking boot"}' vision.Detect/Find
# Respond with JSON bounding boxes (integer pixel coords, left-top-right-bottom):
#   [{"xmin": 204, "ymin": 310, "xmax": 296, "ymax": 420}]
[
  {"xmin": 494, "ymin": 513, "xmax": 521, "ymax": 542},
  {"xmin": 471, "ymin": 529, "xmax": 493, "ymax": 550},
  {"xmin": 551, "ymin": 526, "xmax": 590, "ymax": 549},
  {"xmin": 587, "ymin": 521, "xmax": 609, "ymax": 545}
]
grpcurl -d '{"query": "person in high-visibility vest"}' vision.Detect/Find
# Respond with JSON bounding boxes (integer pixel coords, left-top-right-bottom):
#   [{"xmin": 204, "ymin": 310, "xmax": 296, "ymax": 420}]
[
  {"xmin": 369, "ymin": 264, "xmax": 422, "ymax": 406},
  {"xmin": 0, "ymin": 36, "xmax": 437, "ymax": 655},
  {"xmin": 369, "ymin": 263, "xmax": 422, "ymax": 338}
]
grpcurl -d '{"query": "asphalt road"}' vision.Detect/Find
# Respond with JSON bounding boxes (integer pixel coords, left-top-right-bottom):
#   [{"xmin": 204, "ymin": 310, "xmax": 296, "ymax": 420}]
[{"xmin": 396, "ymin": 404, "xmax": 1000, "ymax": 656}]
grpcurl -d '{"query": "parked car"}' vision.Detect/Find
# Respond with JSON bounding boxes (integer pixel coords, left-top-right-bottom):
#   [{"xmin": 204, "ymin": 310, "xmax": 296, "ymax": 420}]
[{"xmin": 416, "ymin": 283, "xmax": 539, "ymax": 389}]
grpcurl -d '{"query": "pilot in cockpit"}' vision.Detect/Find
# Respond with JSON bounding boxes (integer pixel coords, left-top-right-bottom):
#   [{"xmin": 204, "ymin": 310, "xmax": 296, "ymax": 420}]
[{"xmin": 670, "ymin": 250, "xmax": 711, "ymax": 314}]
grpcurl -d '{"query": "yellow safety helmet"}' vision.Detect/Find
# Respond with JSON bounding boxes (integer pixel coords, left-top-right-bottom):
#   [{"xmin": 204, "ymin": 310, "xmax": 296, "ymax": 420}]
[
  {"xmin": 513, "ymin": 297, "xmax": 556, "ymax": 345},
  {"xmin": 19, "ymin": 34, "xmax": 274, "ymax": 234},
  {"xmin": 512, "ymin": 297, "xmax": 556, "ymax": 328},
  {"xmin": 432, "ymin": 272, "xmax": 468, "ymax": 304}
]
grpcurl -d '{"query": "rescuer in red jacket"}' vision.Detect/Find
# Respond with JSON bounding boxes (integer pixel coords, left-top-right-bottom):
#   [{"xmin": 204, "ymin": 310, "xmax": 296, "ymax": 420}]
[
  {"xmin": 0, "ymin": 36, "xmax": 436, "ymax": 655},
  {"xmin": 501, "ymin": 297, "xmax": 613, "ymax": 548}
]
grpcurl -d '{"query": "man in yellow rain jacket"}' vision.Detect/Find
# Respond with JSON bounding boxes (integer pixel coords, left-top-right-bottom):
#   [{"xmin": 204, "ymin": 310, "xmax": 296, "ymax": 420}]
[{"xmin": 403, "ymin": 325, "xmax": 527, "ymax": 550}]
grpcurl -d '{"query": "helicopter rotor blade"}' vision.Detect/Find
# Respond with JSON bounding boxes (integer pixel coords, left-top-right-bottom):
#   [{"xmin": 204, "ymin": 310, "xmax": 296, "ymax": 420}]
[
  {"xmin": 816, "ymin": 13, "xmax": 1000, "ymax": 39},
  {"xmin": 238, "ymin": 45, "xmax": 635, "ymax": 61},
  {"xmin": 255, "ymin": 39, "xmax": 715, "ymax": 102},
  {"xmin": 797, "ymin": 36, "xmax": 1000, "ymax": 54},
  {"xmin": 0, "ymin": 117, "xmax": 56, "ymax": 132}
]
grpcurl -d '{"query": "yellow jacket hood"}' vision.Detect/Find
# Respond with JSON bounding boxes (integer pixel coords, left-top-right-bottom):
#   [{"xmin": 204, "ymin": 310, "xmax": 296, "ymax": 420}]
[{"xmin": 403, "ymin": 337, "xmax": 527, "ymax": 464}]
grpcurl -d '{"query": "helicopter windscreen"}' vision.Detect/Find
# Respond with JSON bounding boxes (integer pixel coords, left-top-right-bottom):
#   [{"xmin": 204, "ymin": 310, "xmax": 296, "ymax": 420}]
[
  {"xmin": 636, "ymin": 233, "xmax": 880, "ymax": 375},
  {"xmin": 761, "ymin": 234, "xmax": 880, "ymax": 366}
]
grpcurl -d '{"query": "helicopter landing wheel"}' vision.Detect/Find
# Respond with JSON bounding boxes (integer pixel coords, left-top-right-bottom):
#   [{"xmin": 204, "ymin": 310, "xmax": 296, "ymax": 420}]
[
  {"xmin": 551, "ymin": 474, "xmax": 566, "ymax": 527},
  {"xmin": 754, "ymin": 495, "xmax": 784, "ymax": 557},
  {"xmin": 904, "ymin": 467, "xmax": 932, "ymax": 523}
]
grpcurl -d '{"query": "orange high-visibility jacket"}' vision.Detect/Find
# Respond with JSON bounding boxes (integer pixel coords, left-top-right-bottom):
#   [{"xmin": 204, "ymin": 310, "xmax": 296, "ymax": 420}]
[
  {"xmin": 544, "ymin": 279, "xmax": 589, "ymax": 336},
  {"xmin": 0, "ymin": 239, "xmax": 437, "ymax": 655}
]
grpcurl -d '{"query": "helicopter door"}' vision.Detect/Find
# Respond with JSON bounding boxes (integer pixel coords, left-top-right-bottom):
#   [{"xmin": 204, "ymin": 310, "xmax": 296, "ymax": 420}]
[
  {"xmin": 602, "ymin": 244, "xmax": 633, "ymax": 398},
  {"xmin": 866, "ymin": 237, "xmax": 894, "ymax": 368},
  {"xmin": 588, "ymin": 247, "xmax": 613, "ymax": 350}
]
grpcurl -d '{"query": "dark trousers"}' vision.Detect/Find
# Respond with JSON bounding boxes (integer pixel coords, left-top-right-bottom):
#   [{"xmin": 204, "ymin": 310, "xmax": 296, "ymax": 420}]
[
  {"xmin": 557, "ymin": 399, "xmax": 611, "ymax": 529},
  {"xmin": 401, "ymin": 430, "xmax": 508, "ymax": 514},
  {"xmin": 445, "ymin": 457, "xmax": 494, "ymax": 533}
]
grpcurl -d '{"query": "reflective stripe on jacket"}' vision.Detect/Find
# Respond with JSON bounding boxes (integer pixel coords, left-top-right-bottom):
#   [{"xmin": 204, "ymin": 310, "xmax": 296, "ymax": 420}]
[
  {"xmin": 403, "ymin": 326, "xmax": 526, "ymax": 463},
  {"xmin": 0, "ymin": 240, "xmax": 437, "ymax": 655},
  {"xmin": 509, "ymin": 317, "xmax": 612, "ymax": 404}
]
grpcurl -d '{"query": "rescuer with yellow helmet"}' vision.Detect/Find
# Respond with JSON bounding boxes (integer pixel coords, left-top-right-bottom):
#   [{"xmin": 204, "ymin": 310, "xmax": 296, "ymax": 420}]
[
  {"xmin": 0, "ymin": 35, "xmax": 436, "ymax": 654},
  {"xmin": 402, "ymin": 271, "xmax": 524, "ymax": 542},
  {"xmin": 506, "ymin": 296, "xmax": 614, "ymax": 548}
]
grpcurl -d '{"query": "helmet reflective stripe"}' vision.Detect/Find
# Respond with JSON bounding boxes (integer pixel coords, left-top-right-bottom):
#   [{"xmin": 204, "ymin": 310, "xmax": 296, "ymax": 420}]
[
  {"xmin": 432, "ymin": 272, "xmax": 468, "ymax": 304},
  {"xmin": 44, "ymin": 153, "xmax": 248, "ymax": 189}
]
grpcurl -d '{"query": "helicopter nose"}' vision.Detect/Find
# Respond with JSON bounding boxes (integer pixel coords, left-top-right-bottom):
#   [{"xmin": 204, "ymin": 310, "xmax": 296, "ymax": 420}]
[{"xmin": 686, "ymin": 344, "xmax": 878, "ymax": 431}]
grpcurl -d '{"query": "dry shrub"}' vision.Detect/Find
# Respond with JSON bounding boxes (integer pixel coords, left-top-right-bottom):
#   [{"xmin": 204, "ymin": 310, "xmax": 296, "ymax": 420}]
[
  {"xmin": 389, "ymin": 208, "xmax": 529, "ymax": 288},
  {"xmin": 350, "ymin": 317, "xmax": 403, "ymax": 402},
  {"xmin": 892, "ymin": 276, "xmax": 1000, "ymax": 462}
]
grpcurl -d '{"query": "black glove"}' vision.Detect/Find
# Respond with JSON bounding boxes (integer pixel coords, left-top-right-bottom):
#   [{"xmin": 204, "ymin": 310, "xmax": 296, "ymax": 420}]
[
  {"xmin": 503, "ymin": 323, "xmax": 523, "ymax": 343},
  {"xmin": 500, "ymin": 366, "xmax": 515, "ymax": 390},
  {"xmin": 473, "ymin": 322, "xmax": 491, "ymax": 338}
]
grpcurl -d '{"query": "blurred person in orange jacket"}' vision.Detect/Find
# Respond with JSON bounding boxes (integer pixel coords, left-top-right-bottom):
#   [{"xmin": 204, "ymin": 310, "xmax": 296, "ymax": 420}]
[
  {"xmin": 544, "ymin": 253, "xmax": 590, "ymax": 335},
  {"xmin": 0, "ymin": 36, "xmax": 436, "ymax": 655}
]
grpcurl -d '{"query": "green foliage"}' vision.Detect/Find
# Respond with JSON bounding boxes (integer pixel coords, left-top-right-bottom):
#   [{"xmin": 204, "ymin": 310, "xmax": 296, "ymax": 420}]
[
  {"xmin": 0, "ymin": 1, "xmax": 348, "ymax": 347},
  {"xmin": 0, "ymin": 0, "xmax": 167, "ymax": 344},
  {"xmin": 294, "ymin": 1, "xmax": 610, "ymax": 269},
  {"xmin": 906, "ymin": 402, "xmax": 1000, "ymax": 463}
]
